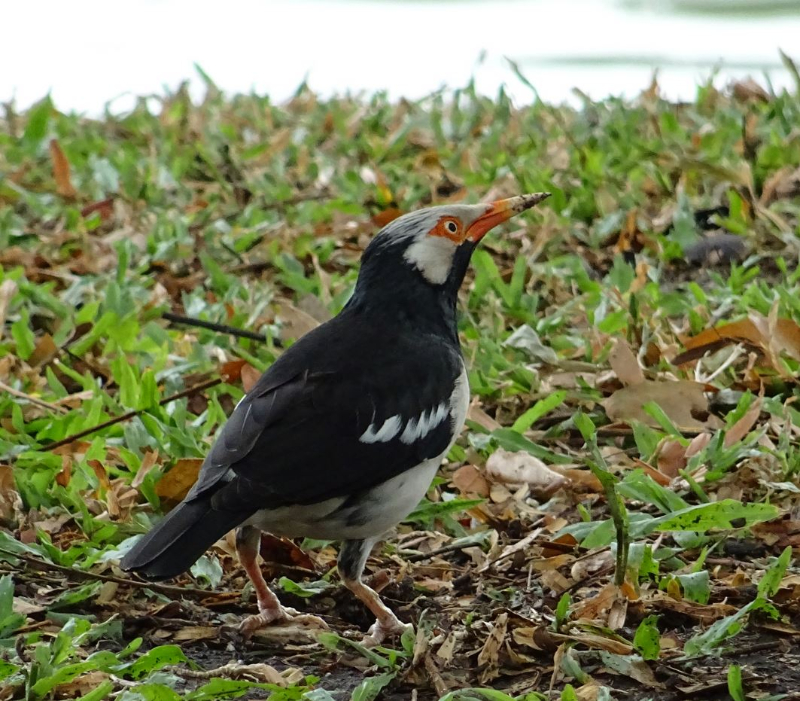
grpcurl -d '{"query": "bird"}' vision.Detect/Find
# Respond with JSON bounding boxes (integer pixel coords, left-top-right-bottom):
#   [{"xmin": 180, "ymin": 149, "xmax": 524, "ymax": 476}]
[{"xmin": 120, "ymin": 192, "xmax": 550, "ymax": 646}]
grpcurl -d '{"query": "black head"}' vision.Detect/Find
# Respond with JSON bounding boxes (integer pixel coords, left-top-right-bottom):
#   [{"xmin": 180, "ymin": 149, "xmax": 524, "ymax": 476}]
[{"xmin": 347, "ymin": 194, "xmax": 551, "ymax": 336}]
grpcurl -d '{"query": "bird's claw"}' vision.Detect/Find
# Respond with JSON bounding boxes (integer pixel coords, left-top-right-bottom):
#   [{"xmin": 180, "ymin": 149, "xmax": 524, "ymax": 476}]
[
  {"xmin": 360, "ymin": 617, "xmax": 412, "ymax": 648},
  {"xmin": 238, "ymin": 605, "xmax": 328, "ymax": 638}
]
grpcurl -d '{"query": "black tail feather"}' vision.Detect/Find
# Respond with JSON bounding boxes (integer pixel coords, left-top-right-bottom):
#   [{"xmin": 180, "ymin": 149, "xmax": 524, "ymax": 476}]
[{"xmin": 120, "ymin": 497, "xmax": 247, "ymax": 581}]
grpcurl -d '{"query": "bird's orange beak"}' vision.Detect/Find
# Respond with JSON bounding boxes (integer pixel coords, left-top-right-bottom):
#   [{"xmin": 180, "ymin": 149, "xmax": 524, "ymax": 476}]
[{"xmin": 466, "ymin": 192, "xmax": 551, "ymax": 243}]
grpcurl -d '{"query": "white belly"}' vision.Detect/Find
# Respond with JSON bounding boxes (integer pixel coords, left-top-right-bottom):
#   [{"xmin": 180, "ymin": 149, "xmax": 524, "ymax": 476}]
[{"xmin": 245, "ymin": 363, "xmax": 470, "ymax": 541}]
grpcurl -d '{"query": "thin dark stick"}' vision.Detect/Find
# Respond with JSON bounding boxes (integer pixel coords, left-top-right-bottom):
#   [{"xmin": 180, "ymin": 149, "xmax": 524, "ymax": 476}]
[
  {"xmin": 40, "ymin": 378, "xmax": 221, "ymax": 452},
  {"xmin": 2, "ymin": 548, "xmax": 234, "ymax": 599},
  {"xmin": 162, "ymin": 312, "xmax": 268, "ymax": 343}
]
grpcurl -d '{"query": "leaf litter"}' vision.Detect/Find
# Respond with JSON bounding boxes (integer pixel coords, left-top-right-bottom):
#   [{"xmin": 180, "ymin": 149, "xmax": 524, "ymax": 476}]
[{"xmin": 1, "ymin": 70, "xmax": 800, "ymax": 699}]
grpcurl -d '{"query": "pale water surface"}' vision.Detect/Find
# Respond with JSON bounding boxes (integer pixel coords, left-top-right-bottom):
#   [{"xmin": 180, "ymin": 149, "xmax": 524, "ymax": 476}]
[{"xmin": 3, "ymin": 0, "xmax": 799, "ymax": 114}]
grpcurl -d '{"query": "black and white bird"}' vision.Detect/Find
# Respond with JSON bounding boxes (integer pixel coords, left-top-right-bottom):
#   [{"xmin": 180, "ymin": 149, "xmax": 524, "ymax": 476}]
[{"xmin": 121, "ymin": 192, "xmax": 550, "ymax": 646}]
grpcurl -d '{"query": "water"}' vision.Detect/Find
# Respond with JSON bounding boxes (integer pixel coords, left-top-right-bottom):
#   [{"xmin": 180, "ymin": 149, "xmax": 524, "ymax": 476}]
[{"xmin": 3, "ymin": 0, "xmax": 798, "ymax": 114}]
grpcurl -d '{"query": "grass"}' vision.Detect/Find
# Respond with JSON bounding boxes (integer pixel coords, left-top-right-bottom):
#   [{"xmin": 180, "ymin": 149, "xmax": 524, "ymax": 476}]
[{"xmin": 1, "ymin": 67, "xmax": 800, "ymax": 700}]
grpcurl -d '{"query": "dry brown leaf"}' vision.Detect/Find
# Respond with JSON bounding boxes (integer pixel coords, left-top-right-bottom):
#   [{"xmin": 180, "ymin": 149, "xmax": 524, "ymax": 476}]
[
  {"xmin": 570, "ymin": 550, "xmax": 614, "ymax": 582},
  {"xmin": 723, "ymin": 396, "xmax": 762, "ymax": 448},
  {"xmin": 485, "ymin": 448, "xmax": 567, "ymax": 495},
  {"xmin": 173, "ymin": 626, "xmax": 219, "ymax": 642},
  {"xmin": 49, "ymin": 139, "xmax": 77, "ymax": 198},
  {"xmin": 550, "ymin": 466, "xmax": 603, "ymax": 492},
  {"xmin": 467, "ymin": 398, "xmax": 501, "ymax": 431},
  {"xmin": 603, "ymin": 380, "xmax": 722, "ymax": 431},
  {"xmin": 57, "ymin": 671, "xmax": 110, "ymax": 697},
  {"xmin": 566, "ymin": 631, "xmax": 633, "ymax": 655},
  {"xmin": 220, "ymin": 358, "xmax": 248, "ymax": 384},
  {"xmin": 731, "ymin": 77, "xmax": 770, "ymax": 103},
  {"xmin": 760, "ymin": 166, "xmax": 800, "ymax": 205},
  {"xmin": 609, "ymin": 339, "xmax": 644, "ymax": 386},
  {"xmin": 155, "ymin": 458, "xmax": 203, "ymax": 504},
  {"xmin": 451, "ymin": 464, "xmax": 490, "ymax": 497},
  {"xmin": 0, "ymin": 280, "xmax": 18, "ymax": 342},
  {"xmin": 131, "ymin": 450, "xmax": 160, "ymax": 490},
  {"xmin": 28, "ymin": 333, "xmax": 58, "ymax": 367},
  {"xmin": 0, "ymin": 464, "xmax": 21, "ymax": 526},
  {"xmin": 575, "ymin": 681, "xmax": 602, "ymax": 701},
  {"xmin": 258, "ymin": 533, "xmax": 316, "ymax": 574},
  {"xmin": 674, "ymin": 313, "xmax": 800, "ymax": 371},
  {"xmin": 647, "ymin": 591, "xmax": 737, "ymax": 623},
  {"xmin": 478, "ymin": 612, "xmax": 507, "ymax": 681},
  {"xmin": 371, "ymin": 207, "xmax": 403, "ymax": 228},
  {"xmin": 607, "ymin": 596, "xmax": 628, "ymax": 631},
  {"xmin": 655, "ymin": 431, "xmax": 711, "ymax": 479},
  {"xmin": 13, "ymin": 596, "xmax": 44, "ymax": 615},
  {"xmin": 277, "ymin": 300, "xmax": 320, "ymax": 341},
  {"xmin": 241, "ymin": 363, "xmax": 261, "ymax": 393},
  {"xmin": 572, "ymin": 582, "xmax": 618, "ymax": 622}
]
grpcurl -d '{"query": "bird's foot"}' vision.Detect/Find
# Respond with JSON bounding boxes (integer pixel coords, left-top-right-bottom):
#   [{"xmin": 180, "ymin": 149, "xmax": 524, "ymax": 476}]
[
  {"xmin": 360, "ymin": 614, "xmax": 412, "ymax": 648},
  {"xmin": 239, "ymin": 605, "xmax": 329, "ymax": 638}
]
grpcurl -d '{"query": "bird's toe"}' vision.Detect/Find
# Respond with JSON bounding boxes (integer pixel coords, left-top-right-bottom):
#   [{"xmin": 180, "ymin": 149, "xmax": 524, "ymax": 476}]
[
  {"xmin": 238, "ymin": 606, "xmax": 328, "ymax": 639},
  {"xmin": 360, "ymin": 618, "xmax": 412, "ymax": 648}
]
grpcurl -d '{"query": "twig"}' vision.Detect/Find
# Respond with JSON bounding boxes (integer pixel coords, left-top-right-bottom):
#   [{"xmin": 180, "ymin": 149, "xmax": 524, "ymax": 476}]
[
  {"xmin": 39, "ymin": 377, "xmax": 221, "ymax": 452},
  {"xmin": 2, "ymin": 547, "xmax": 235, "ymax": 599},
  {"xmin": 404, "ymin": 541, "xmax": 488, "ymax": 563},
  {"xmin": 162, "ymin": 312, "xmax": 269, "ymax": 343},
  {"xmin": 0, "ymin": 379, "xmax": 69, "ymax": 414},
  {"xmin": 424, "ymin": 653, "xmax": 449, "ymax": 698}
]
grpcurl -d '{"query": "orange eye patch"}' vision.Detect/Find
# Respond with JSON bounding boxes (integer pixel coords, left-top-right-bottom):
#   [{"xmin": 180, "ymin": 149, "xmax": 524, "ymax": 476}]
[{"xmin": 429, "ymin": 216, "xmax": 464, "ymax": 243}]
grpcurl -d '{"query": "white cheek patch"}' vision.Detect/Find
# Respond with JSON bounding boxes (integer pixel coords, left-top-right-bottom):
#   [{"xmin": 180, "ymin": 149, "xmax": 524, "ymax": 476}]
[
  {"xmin": 360, "ymin": 415, "xmax": 403, "ymax": 444},
  {"xmin": 403, "ymin": 236, "xmax": 457, "ymax": 285},
  {"xmin": 359, "ymin": 403, "xmax": 450, "ymax": 445}
]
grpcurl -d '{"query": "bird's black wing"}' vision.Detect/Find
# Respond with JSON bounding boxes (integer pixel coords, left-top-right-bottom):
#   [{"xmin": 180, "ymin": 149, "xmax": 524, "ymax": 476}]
[{"xmin": 186, "ymin": 316, "xmax": 463, "ymax": 510}]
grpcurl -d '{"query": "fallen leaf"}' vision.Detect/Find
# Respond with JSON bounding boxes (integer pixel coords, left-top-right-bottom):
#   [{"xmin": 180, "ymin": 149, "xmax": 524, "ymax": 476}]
[
  {"xmin": 80, "ymin": 197, "xmax": 115, "ymax": 221},
  {"xmin": 573, "ymin": 583, "xmax": 619, "ymax": 622},
  {"xmin": 467, "ymin": 398, "xmax": 501, "ymax": 431},
  {"xmin": 0, "ymin": 464, "xmax": 22, "ymax": 526},
  {"xmin": 220, "ymin": 358, "xmax": 248, "ymax": 384},
  {"xmin": 656, "ymin": 432, "xmax": 712, "ymax": 478},
  {"xmin": 277, "ymin": 300, "xmax": 321, "ymax": 342},
  {"xmin": 451, "ymin": 464, "xmax": 490, "ymax": 497},
  {"xmin": 760, "ymin": 166, "xmax": 800, "ymax": 205},
  {"xmin": 57, "ymin": 671, "xmax": 110, "ymax": 697},
  {"xmin": 131, "ymin": 450, "xmax": 160, "ymax": 490},
  {"xmin": 731, "ymin": 76, "xmax": 770, "ymax": 103},
  {"xmin": 258, "ymin": 533, "xmax": 316, "ymax": 574},
  {"xmin": 723, "ymin": 396, "xmax": 762, "ymax": 448},
  {"xmin": 478, "ymin": 612, "xmax": 508, "ymax": 682},
  {"xmin": 0, "ymin": 280, "xmax": 18, "ymax": 342},
  {"xmin": 603, "ymin": 380, "xmax": 722, "ymax": 431},
  {"xmin": 598, "ymin": 651, "xmax": 662, "ymax": 687},
  {"xmin": 485, "ymin": 448, "xmax": 567, "ymax": 495},
  {"xmin": 13, "ymin": 597, "xmax": 44, "ymax": 615},
  {"xmin": 49, "ymin": 139, "xmax": 77, "ymax": 198},
  {"xmin": 155, "ymin": 458, "xmax": 203, "ymax": 504},
  {"xmin": 371, "ymin": 207, "xmax": 403, "ymax": 228},
  {"xmin": 28, "ymin": 333, "xmax": 58, "ymax": 367},
  {"xmin": 240, "ymin": 363, "xmax": 261, "ymax": 393},
  {"xmin": 570, "ymin": 550, "xmax": 614, "ymax": 582},
  {"xmin": 673, "ymin": 313, "xmax": 800, "ymax": 371},
  {"xmin": 609, "ymin": 339, "xmax": 644, "ymax": 386},
  {"xmin": 173, "ymin": 626, "xmax": 219, "ymax": 642}
]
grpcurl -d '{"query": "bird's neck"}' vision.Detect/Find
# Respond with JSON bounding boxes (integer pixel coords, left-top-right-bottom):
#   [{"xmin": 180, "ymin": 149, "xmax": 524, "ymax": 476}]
[{"xmin": 345, "ymin": 276, "xmax": 461, "ymax": 346}]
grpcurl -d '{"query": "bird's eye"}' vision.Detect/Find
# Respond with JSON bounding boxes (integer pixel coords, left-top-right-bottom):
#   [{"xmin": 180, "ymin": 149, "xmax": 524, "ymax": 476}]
[{"xmin": 444, "ymin": 220, "xmax": 458, "ymax": 234}]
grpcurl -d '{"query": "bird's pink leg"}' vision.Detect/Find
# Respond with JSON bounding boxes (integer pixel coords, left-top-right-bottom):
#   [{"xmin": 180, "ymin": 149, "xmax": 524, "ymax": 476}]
[
  {"xmin": 341, "ymin": 576, "xmax": 411, "ymax": 647},
  {"xmin": 236, "ymin": 526, "xmax": 328, "ymax": 637},
  {"xmin": 339, "ymin": 539, "xmax": 411, "ymax": 647}
]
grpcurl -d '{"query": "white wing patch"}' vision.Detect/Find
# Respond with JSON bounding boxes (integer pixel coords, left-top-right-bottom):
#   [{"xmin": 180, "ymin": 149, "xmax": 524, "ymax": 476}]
[
  {"xmin": 359, "ymin": 415, "xmax": 402, "ymax": 444},
  {"xmin": 359, "ymin": 403, "xmax": 450, "ymax": 445},
  {"xmin": 400, "ymin": 402, "xmax": 449, "ymax": 444}
]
